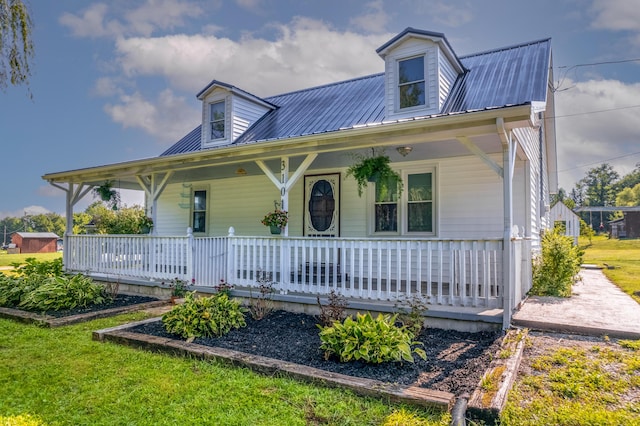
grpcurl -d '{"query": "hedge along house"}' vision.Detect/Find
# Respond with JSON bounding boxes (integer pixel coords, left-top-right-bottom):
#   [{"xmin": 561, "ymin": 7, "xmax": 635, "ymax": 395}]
[{"xmin": 43, "ymin": 28, "xmax": 557, "ymax": 330}]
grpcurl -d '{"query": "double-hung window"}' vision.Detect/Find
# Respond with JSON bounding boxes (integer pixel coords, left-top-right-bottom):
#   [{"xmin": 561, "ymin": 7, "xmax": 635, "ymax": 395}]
[
  {"xmin": 192, "ymin": 190, "xmax": 207, "ymax": 234},
  {"xmin": 209, "ymin": 100, "xmax": 225, "ymax": 140},
  {"xmin": 398, "ymin": 56, "xmax": 425, "ymax": 109},
  {"xmin": 373, "ymin": 169, "xmax": 435, "ymax": 234}
]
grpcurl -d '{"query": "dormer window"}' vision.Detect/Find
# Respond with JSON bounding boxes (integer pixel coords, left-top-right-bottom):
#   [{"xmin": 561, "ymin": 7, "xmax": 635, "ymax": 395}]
[
  {"xmin": 398, "ymin": 56, "xmax": 426, "ymax": 109},
  {"xmin": 209, "ymin": 100, "xmax": 225, "ymax": 140}
]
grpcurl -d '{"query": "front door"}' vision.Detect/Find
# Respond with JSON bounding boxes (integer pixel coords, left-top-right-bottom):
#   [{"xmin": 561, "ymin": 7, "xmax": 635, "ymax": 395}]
[{"xmin": 304, "ymin": 174, "xmax": 340, "ymax": 237}]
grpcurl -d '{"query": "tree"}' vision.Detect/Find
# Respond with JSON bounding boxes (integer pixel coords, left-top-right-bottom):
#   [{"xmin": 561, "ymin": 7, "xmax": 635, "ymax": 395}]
[
  {"xmin": 551, "ymin": 188, "xmax": 575, "ymax": 209},
  {"xmin": 616, "ymin": 183, "xmax": 640, "ymax": 206},
  {"xmin": 580, "ymin": 163, "xmax": 620, "ymax": 207},
  {"xmin": 613, "ymin": 163, "xmax": 640, "ymax": 194},
  {"xmin": 0, "ymin": 0, "xmax": 34, "ymax": 94}
]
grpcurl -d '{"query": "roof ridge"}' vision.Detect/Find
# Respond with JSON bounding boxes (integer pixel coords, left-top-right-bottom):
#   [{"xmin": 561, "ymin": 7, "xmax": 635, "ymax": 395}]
[
  {"xmin": 459, "ymin": 37, "xmax": 551, "ymax": 59},
  {"xmin": 265, "ymin": 72, "xmax": 384, "ymax": 100}
]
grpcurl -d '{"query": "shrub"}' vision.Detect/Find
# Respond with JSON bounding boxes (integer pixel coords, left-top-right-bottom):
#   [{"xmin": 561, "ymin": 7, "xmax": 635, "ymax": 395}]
[
  {"xmin": 162, "ymin": 292, "xmax": 246, "ymax": 340},
  {"xmin": 248, "ymin": 270, "xmax": 275, "ymax": 320},
  {"xmin": 316, "ymin": 290, "xmax": 348, "ymax": 327},
  {"xmin": 318, "ymin": 312, "xmax": 426, "ymax": 364},
  {"xmin": 11, "ymin": 257, "xmax": 63, "ymax": 277},
  {"xmin": 0, "ymin": 274, "xmax": 42, "ymax": 307},
  {"xmin": 531, "ymin": 228, "xmax": 583, "ymax": 297},
  {"xmin": 19, "ymin": 274, "xmax": 106, "ymax": 311}
]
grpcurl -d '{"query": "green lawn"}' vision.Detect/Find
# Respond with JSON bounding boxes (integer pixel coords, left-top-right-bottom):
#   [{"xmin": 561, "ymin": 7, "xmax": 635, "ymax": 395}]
[
  {"xmin": 0, "ymin": 251, "xmax": 62, "ymax": 268},
  {"xmin": 0, "ymin": 313, "xmax": 449, "ymax": 426},
  {"xmin": 579, "ymin": 235, "xmax": 640, "ymax": 303}
]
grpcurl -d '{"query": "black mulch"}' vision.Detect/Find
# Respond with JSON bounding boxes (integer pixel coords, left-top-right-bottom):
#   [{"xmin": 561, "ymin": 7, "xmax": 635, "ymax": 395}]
[
  {"xmin": 131, "ymin": 310, "xmax": 502, "ymax": 396},
  {"xmin": 42, "ymin": 295, "xmax": 159, "ymax": 318}
]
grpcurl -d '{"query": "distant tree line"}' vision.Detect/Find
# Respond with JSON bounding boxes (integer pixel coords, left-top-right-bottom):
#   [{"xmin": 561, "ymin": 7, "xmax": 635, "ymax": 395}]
[
  {"xmin": 1, "ymin": 202, "xmax": 151, "ymax": 245},
  {"xmin": 552, "ymin": 163, "xmax": 640, "ymax": 231}
]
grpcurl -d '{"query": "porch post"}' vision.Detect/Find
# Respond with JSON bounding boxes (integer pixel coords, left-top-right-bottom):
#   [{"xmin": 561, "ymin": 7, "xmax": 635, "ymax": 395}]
[{"xmin": 498, "ymin": 118, "xmax": 514, "ymax": 329}]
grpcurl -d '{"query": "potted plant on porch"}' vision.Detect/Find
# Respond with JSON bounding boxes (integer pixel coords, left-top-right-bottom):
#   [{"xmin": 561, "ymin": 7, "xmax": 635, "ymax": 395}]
[
  {"xmin": 346, "ymin": 149, "xmax": 403, "ymax": 197},
  {"xmin": 261, "ymin": 202, "xmax": 288, "ymax": 234}
]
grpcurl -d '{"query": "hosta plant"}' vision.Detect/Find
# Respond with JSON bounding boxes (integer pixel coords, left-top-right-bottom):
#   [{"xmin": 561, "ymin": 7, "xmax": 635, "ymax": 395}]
[
  {"xmin": 19, "ymin": 274, "xmax": 106, "ymax": 311},
  {"xmin": 162, "ymin": 292, "xmax": 246, "ymax": 340},
  {"xmin": 318, "ymin": 312, "xmax": 426, "ymax": 364},
  {"xmin": 11, "ymin": 257, "xmax": 63, "ymax": 277}
]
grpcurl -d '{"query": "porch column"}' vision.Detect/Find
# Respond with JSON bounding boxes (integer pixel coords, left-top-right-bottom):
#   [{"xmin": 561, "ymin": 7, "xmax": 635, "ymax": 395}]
[
  {"xmin": 498, "ymin": 118, "xmax": 515, "ymax": 329},
  {"xmin": 48, "ymin": 181, "xmax": 92, "ymax": 271}
]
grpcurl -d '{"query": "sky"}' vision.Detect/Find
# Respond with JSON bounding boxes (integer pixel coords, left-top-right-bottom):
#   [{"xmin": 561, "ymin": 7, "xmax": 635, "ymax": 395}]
[{"xmin": 2, "ymin": 0, "xmax": 640, "ymax": 219}]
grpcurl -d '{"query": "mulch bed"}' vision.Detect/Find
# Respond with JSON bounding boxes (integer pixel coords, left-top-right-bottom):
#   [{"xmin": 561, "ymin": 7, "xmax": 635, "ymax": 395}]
[{"xmin": 131, "ymin": 309, "xmax": 502, "ymax": 396}]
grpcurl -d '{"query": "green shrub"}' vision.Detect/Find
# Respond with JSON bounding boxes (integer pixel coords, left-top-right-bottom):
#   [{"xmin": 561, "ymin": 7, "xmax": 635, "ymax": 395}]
[
  {"xmin": 531, "ymin": 228, "xmax": 583, "ymax": 297},
  {"xmin": 0, "ymin": 274, "xmax": 43, "ymax": 307},
  {"xmin": 11, "ymin": 257, "xmax": 63, "ymax": 277},
  {"xmin": 19, "ymin": 274, "xmax": 106, "ymax": 311},
  {"xmin": 318, "ymin": 312, "xmax": 426, "ymax": 363},
  {"xmin": 162, "ymin": 292, "xmax": 246, "ymax": 340}
]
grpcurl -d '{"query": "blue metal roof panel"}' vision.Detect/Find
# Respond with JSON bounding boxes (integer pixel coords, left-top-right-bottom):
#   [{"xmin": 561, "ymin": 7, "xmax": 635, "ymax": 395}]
[
  {"xmin": 443, "ymin": 38, "xmax": 551, "ymax": 113},
  {"xmin": 160, "ymin": 125, "xmax": 201, "ymax": 156},
  {"xmin": 160, "ymin": 37, "xmax": 551, "ymax": 156}
]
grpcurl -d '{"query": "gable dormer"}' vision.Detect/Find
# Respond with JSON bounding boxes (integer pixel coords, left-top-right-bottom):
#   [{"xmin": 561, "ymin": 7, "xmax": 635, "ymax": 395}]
[
  {"xmin": 196, "ymin": 80, "xmax": 276, "ymax": 148},
  {"xmin": 376, "ymin": 28, "xmax": 465, "ymax": 120}
]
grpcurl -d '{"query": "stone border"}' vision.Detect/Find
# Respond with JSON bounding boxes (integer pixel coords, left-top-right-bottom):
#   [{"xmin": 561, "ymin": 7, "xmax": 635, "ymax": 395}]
[
  {"xmin": 0, "ymin": 300, "xmax": 169, "ymax": 327},
  {"xmin": 467, "ymin": 328, "xmax": 528, "ymax": 423},
  {"xmin": 93, "ymin": 317, "xmax": 455, "ymax": 410}
]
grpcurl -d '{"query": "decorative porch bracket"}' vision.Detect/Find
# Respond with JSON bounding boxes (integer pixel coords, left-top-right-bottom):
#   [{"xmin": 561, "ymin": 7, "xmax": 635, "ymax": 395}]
[
  {"xmin": 456, "ymin": 135, "xmax": 503, "ymax": 178},
  {"xmin": 255, "ymin": 153, "xmax": 318, "ymax": 236},
  {"xmin": 135, "ymin": 171, "xmax": 174, "ymax": 235},
  {"xmin": 48, "ymin": 181, "xmax": 93, "ymax": 270}
]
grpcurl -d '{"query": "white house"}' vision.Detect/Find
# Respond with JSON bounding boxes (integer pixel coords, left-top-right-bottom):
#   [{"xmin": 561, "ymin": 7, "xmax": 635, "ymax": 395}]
[
  {"xmin": 549, "ymin": 201, "xmax": 581, "ymax": 245},
  {"xmin": 43, "ymin": 28, "xmax": 557, "ymax": 329}
]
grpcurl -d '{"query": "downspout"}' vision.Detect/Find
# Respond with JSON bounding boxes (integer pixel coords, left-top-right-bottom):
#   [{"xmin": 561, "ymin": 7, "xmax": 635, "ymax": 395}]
[
  {"xmin": 497, "ymin": 117, "xmax": 513, "ymax": 330},
  {"xmin": 538, "ymin": 112, "xmax": 545, "ymax": 224}
]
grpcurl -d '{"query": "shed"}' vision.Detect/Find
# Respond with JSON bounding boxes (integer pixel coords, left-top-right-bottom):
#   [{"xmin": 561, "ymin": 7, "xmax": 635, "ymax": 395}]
[
  {"xmin": 10, "ymin": 232, "xmax": 60, "ymax": 253},
  {"xmin": 549, "ymin": 201, "xmax": 580, "ymax": 245}
]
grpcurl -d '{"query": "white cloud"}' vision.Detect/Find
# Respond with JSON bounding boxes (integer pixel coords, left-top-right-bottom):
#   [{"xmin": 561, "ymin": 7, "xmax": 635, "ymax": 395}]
[
  {"xmin": 590, "ymin": 0, "xmax": 640, "ymax": 32},
  {"xmin": 104, "ymin": 89, "xmax": 199, "ymax": 143},
  {"xmin": 555, "ymin": 78, "xmax": 640, "ymax": 189},
  {"xmin": 349, "ymin": 0, "xmax": 390, "ymax": 34},
  {"xmin": 0, "ymin": 205, "xmax": 52, "ymax": 220},
  {"xmin": 114, "ymin": 18, "xmax": 392, "ymax": 96},
  {"xmin": 235, "ymin": 0, "xmax": 262, "ymax": 12},
  {"xmin": 60, "ymin": 0, "xmax": 204, "ymax": 39}
]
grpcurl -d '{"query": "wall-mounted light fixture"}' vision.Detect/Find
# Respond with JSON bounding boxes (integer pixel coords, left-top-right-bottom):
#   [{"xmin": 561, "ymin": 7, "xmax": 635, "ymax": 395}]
[
  {"xmin": 396, "ymin": 146, "xmax": 413, "ymax": 157},
  {"xmin": 235, "ymin": 167, "xmax": 247, "ymax": 176}
]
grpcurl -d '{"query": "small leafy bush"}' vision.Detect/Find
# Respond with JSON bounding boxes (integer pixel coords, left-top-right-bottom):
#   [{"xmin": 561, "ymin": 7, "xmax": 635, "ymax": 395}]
[
  {"xmin": 19, "ymin": 274, "xmax": 106, "ymax": 311},
  {"xmin": 0, "ymin": 274, "xmax": 43, "ymax": 307},
  {"xmin": 531, "ymin": 228, "xmax": 583, "ymax": 297},
  {"xmin": 11, "ymin": 257, "xmax": 63, "ymax": 277},
  {"xmin": 394, "ymin": 294, "xmax": 429, "ymax": 335},
  {"xmin": 162, "ymin": 292, "xmax": 246, "ymax": 340},
  {"xmin": 316, "ymin": 289, "xmax": 348, "ymax": 327},
  {"xmin": 248, "ymin": 270, "xmax": 275, "ymax": 320},
  {"xmin": 318, "ymin": 312, "xmax": 426, "ymax": 363}
]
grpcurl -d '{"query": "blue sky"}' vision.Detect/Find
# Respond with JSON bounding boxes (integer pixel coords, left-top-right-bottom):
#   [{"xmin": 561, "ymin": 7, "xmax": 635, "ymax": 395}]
[{"xmin": 2, "ymin": 0, "xmax": 640, "ymax": 218}]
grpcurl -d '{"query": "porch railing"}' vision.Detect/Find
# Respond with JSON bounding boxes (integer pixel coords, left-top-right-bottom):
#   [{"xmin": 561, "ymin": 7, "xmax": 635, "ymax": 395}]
[{"xmin": 66, "ymin": 232, "xmax": 505, "ymax": 309}]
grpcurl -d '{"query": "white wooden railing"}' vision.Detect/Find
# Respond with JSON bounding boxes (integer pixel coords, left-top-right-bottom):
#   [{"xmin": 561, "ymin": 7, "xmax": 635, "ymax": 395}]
[{"xmin": 66, "ymin": 232, "xmax": 505, "ymax": 308}]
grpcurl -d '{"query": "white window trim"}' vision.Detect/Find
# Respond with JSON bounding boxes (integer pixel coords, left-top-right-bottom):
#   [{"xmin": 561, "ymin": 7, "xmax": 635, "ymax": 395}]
[
  {"xmin": 208, "ymin": 99, "xmax": 226, "ymax": 143},
  {"xmin": 368, "ymin": 164, "xmax": 438, "ymax": 237},
  {"xmin": 190, "ymin": 184, "xmax": 210, "ymax": 236},
  {"xmin": 396, "ymin": 54, "xmax": 428, "ymax": 112}
]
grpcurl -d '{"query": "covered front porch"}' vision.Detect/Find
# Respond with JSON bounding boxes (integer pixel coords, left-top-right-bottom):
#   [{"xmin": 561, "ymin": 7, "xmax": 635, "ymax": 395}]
[{"xmin": 65, "ymin": 229, "xmax": 531, "ymax": 327}]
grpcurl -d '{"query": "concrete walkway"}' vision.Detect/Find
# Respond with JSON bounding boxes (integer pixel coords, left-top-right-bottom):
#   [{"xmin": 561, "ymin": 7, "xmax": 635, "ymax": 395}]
[{"xmin": 512, "ymin": 268, "xmax": 640, "ymax": 339}]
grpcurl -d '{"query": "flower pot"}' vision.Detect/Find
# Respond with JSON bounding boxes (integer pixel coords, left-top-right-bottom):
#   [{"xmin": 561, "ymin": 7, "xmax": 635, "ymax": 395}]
[{"xmin": 270, "ymin": 226, "xmax": 282, "ymax": 235}]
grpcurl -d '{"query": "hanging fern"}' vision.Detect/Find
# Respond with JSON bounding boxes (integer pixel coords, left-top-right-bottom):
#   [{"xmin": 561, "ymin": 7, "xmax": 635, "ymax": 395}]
[{"xmin": 93, "ymin": 180, "xmax": 120, "ymax": 210}]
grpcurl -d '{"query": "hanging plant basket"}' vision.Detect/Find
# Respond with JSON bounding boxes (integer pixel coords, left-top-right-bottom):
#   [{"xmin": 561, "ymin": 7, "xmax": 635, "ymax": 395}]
[
  {"xmin": 346, "ymin": 150, "xmax": 403, "ymax": 197},
  {"xmin": 92, "ymin": 180, "xmax": 120, "ymax": 210}
]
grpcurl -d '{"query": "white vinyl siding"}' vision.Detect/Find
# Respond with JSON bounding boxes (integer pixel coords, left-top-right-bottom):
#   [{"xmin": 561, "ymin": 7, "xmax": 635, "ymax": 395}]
[
  {"xmin": 438, "ymin": 51, "xmax": 458, "ymax": 110},
  {"xmin": 232, "ymin": 96, "xmax": 271, "ymax": 141}
]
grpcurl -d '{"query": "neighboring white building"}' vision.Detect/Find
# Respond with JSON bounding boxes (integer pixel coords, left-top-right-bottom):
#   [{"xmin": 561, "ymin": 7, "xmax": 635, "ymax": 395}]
[
  {"xmin": 549, "ymin": 202, "xmax": 581, "ymax": 245},
  {"xmin": 43, "ymin": 28, "xmax": 557, "ymax": 329}
]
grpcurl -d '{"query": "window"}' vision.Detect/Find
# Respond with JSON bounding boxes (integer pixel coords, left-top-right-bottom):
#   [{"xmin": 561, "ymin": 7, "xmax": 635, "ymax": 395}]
[
  {"xmin": 374, "ymin": 178, "xmax": 399, "ymax": 232},
  {"xmin": 398, "ymin": 56, "xmax": 425, "ymax": 109},
  {"xmin": 192, "ymin": 190, "xmax": 207, "ymax": 233},
  {"xmin": 407, "ymin": 173, "xmax": 433, "ymax": 233},
  {"xmin": 209, "ymin": 101, "xmax": 225, "ymax": 140},
  {"xmin": 373, "ymin": 170, "xmax": 435, "ymax": 235}
]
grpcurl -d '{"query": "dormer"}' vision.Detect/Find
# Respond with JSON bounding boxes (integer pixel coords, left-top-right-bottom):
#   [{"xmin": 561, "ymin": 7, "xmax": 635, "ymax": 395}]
[
  {"xmin": 376, "ymin": 28, "xmax": 465, "ymax": 120},
  {"xmin": 196, "ymin": 80, "xmax": 276, "ymax": 148}
]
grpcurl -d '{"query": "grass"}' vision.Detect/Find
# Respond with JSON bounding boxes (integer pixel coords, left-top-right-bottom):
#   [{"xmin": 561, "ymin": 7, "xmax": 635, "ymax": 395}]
[
  {"xmin": 0, "ymin": 314, "xmax": 449, "ymax": 426},
  {"xmin": 579, "ymin": 235, "xmax": 640, "ymax": 303},
  {"xmin": 501, "ymin": 340, "xmax": 640, "ymax": 425},
  {"xmin": 0, "ymin": 251, "xmax": 62, "ymax": 268}
]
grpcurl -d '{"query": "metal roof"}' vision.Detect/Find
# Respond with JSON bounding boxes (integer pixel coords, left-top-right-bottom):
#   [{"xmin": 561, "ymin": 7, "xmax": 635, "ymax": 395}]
[
  {"xmin": 13, "ymin": 232, "xmax": 60, "ymax": 239},
  {"xmin": 160, "ymin": 37, "xmax": 551, "ymax": 157}
]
